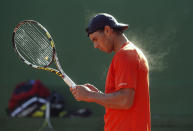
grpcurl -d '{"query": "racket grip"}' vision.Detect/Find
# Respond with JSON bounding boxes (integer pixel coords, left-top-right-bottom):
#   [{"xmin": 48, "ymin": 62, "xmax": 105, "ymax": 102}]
[{"xmin": 63, "ymin": 75, "xmax": 76, "ymax": 88}]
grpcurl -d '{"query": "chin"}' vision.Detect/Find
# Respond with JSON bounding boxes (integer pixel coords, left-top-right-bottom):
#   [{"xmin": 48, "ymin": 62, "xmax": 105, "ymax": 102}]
[{"xmin": 105, "ymin": 49, "xmax": 113, "ymax": 54}]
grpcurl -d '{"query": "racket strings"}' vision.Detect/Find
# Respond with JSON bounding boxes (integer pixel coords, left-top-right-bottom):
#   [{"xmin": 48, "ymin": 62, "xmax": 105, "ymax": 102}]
[
  {"xmin": 24, "ymin": 23, "xmax": 52, "ymax": 63},
  {"xmin": 15, "ymin": 32, "xmax": 39, "ymax": 64},
  {"xmin": 28, "ymin": 23, "xmax": 51, "ymax": 50},
  {"xmin": 15, "ymin": 24, "xmax": 50, "ymax": 66},
  {"xmin": 22, "ymin": 22, "xmax": 52, "ymax": 65},
  {"xmin": 15, "ymin": 27, "xmax": 42, "ymax": 63},
  {"xmin": 14, "ymin": 22, "xmax": 53, "ymax": 66}
]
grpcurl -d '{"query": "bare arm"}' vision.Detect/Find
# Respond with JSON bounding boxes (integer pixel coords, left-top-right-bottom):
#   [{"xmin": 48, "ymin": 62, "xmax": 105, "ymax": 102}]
[
  {"xmin": 70, "ymin": 84, "xmax": 135, "ymax": 110},
  {"xmin": 89, "ymin": 88, "xmax": 135, "ymax": 109}
]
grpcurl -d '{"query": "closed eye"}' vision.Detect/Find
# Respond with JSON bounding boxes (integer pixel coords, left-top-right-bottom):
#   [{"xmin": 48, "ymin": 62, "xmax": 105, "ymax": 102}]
[{"xmin": 92, "ymin": 37, "xmax": 97, "ymax": 43}]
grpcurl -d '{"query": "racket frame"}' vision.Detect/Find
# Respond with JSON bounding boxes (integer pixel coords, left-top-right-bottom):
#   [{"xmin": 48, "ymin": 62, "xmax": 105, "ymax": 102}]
[{"xmin": 12, "ymin": 20, "xmax": 76, "ymax": 88}]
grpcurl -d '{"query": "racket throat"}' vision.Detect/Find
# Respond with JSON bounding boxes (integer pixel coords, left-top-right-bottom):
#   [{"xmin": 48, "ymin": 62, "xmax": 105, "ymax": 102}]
[{"xmin": 62, "ymin": 75, "xmax": 76, "ymax": 88}]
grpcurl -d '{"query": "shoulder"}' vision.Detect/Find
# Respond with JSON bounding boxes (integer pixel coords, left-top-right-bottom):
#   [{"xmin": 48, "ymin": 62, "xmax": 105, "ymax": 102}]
[{"xmin": 113, "ymin": 43, "xmax": 139, "ymax": 65}]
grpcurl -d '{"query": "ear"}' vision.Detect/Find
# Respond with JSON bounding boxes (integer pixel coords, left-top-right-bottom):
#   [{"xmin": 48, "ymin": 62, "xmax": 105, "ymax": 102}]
[{"xmin": 104, "ymin": 25, "xmax": 112, "ymax": 36}]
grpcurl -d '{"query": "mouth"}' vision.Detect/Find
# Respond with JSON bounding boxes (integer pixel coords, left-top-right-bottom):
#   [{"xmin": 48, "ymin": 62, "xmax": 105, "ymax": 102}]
[{"xmin": 98, "ymin": 47, "xmax": 105, "ymax": 52}]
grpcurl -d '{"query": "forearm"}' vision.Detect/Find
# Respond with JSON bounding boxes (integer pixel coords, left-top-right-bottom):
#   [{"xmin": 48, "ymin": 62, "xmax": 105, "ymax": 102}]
[{"xmin": 88, "ymin": 88, "xmax": 134, "ymax": 109}]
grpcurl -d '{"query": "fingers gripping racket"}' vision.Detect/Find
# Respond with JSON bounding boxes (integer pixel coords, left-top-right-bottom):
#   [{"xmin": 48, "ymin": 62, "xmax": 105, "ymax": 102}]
[{"xmin": 12, "ymin": 20, "xmax": 76, "ymax": 88}]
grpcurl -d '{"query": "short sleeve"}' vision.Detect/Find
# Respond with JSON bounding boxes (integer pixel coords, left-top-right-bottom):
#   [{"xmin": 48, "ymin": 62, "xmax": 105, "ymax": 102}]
[{"xmin": 113, "ymin": 51, "xmax": 138, "ymax": 91}]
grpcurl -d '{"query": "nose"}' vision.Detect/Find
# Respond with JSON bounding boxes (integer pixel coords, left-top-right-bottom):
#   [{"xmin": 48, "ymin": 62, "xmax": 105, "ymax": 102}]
[{"xmin": 94, "ymin": 42, "xmax": 99, "ymax": 48}]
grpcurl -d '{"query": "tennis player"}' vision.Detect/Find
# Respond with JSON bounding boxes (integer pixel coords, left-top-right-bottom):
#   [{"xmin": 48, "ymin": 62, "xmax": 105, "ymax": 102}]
[{"xmin": 70, "ymin": 13, "xmax": 151, "ymax": 131}]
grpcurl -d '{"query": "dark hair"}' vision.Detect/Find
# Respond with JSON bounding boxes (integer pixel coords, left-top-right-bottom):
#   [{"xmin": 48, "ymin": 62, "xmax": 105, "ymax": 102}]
[{"xmin": 112, "ymin": 27, "xmax": 124, "ymax": 34}]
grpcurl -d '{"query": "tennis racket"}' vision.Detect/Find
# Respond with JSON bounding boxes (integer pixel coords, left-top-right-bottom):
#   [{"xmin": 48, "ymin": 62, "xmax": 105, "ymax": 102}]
[
  {"xmin": 12, "ymin": 20, "xmax": 76, "ymax": 88},
  {"xmin": 39, "ymin": 101, "xmax": 54, "ymax": 131}
]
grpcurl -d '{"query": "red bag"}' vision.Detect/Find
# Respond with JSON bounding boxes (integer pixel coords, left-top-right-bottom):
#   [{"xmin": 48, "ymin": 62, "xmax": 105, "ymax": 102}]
[{"xmin": 8, "ymin": 80, "xmax": 50, "ymax": 112}]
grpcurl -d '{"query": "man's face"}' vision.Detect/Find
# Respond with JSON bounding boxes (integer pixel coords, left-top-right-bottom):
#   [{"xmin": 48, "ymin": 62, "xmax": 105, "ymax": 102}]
[{"xmin": 89, "ymin": 31, "xmax": 113, "ymax": 53}]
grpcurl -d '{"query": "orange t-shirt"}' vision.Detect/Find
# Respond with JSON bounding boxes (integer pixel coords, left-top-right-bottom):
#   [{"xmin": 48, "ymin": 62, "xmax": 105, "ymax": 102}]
[{"xmin": 104, "ymin": 42, "xmax": 151, "ymax": 131}]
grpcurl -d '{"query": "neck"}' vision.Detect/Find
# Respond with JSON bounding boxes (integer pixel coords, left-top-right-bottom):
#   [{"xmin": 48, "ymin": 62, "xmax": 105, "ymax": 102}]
[{"xmin": 113, "ymin": 34, "xmax": 129, "ymax": 52}]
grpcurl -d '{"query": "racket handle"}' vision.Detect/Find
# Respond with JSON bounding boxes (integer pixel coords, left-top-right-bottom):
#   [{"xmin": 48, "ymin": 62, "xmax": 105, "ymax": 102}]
[{"xmin": 63, "ymin": 75, "xmax": 76, "ymax": 88}]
